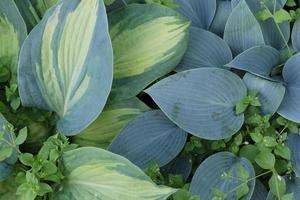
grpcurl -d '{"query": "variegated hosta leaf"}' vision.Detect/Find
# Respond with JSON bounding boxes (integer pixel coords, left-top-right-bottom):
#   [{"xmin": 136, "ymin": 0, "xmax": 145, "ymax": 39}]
[
  {"xmin": 109, "ymin": 4, "xmax": 190, "ymax": 100},
  {"xmin": 73, "ymin": 97, "xmax": 149, "ymax": 148},
  {"xmin": 0, "ymin": 0, "xmax": 27, "ymax": 83},
  {"xmin": 36, "ymin": 0, "xmax": 58, "ymax": 16},
  {"xmin": 18, "ymin": 0, "xmax": 113, "ymax": 136},
  {"xmin": 53, "ymin": 147, "xmax": 177, "ymax": 200}
]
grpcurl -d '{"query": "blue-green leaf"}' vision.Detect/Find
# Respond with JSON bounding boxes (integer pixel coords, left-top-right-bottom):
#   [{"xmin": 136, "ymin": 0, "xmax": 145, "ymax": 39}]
[
  {"xmin": 190, "ymin": 152, "xmax": 255, "ymax": 199},
  {"xmin": 210, "ymin": 0, "xmax": 232, "ymax": 37},
  {"xmin": 231, "ymin": 0, "xmax": 287, "ymax": 12},
  {"xmin": 18, "ymin": 0, "xmax": 113, "ymax": 136},
  {"xmin": 226, "ymin": 46, "xmax": 280, "ymax": 79},
  {"xmin": 278, "ymin": 53, "xmax": 300, "ymax": 123},
  {"xmin": 162, "ymin": 155, "xmax": 192, "ymax": 181},
  {"xmin": 109, "ymin": 110, "xmax": 187, "ymax": 169},
  {"xmin": 109, "ymin": 4, "xmax": 190, "ymax": 100},
  {"xmin": 243, "ymin": 73, "xmax": 285, "ymax": 115},
  {"xmin": 73, "ymin": 97, "xmax": 149, "ymax": 148},
  {"xmin": 287, "ymin": 133, "xmax": 300, "ymax": 177},
  {"xmin": 292, "ymin": 17, "xmax": 300, "ymax": 52},
  {"xmin": 14, "ymin": 0, "xmax": 40, "ymax": 31},
  {"xmin": 176, "ymin": 27, "xmax": 232, "ymax": 72},
  {"xmin": 146, "ymin": 68, "xmax": 247, "ymax": 140},
  {"xmin": 224, "ymin": 0, "xmax": 265, "ymax": 56},
  {"xmin": 251, "ymin": 180, "xmax": 268, "ymax": 200},
  {"xmin": 174, "ymin": 0, "xmax": 216, "ymax": 29},
  {"xmin": 53, "ymin": 147, "xmax": 177, "ymax": 200}
]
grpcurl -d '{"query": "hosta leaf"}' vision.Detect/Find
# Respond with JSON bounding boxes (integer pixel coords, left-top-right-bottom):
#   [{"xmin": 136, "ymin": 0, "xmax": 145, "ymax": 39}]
[
  {"xmin": 53, "ymin": 147, "xmax": 177, "ymax": 200},
  {"xmin": 18, "ymin": 0, "xmax": 113, "ymax": 136},
  {"xmin": 0, "ymin": 163, "xmax": 13, "ymax": 182},
  {"xmin": 14, "ymin": 0, "xmax": 40, "ymax": 31},
  {"xmin": 251, "ymin": 180, "xmax": 268, "ymax": 200},
  {"xmin": 278, "ymin": 53, "xmax": 300, "ymax": 123},
  {"xmin": 0, "ymin": 0, "xmax": 27, "ymax": 83},
  {"xmin": 190, "ymin": 152, "xmax": 255, "ymax": 199},
  {"xmin": 224, "ymin": 0, "xmax": 265, "ymax": 56},
  {"xmin": 292, "ymin": 17, "xmax": 300, "ymax": 52},
  {"xmin": 146, "ymin": 68, "xmax": 247, "ymax": 140},
  {"xmin": 35, "ymin": 0, "xmax": 58, "ymax": 16},
  {"xmin": 174, "ymin": 0, "xmax": 216, "ymax": 29},
  {"xmin": 210, "ymin": 0, "xmax": 232, "ymax": 37},
  {"xmin": 176, "ymin": 27, "xmax": 232, "ymax": 72},
  {"xmin": 231, "ymin": 0, "xmax": 287, "ymax": 12},
  {"xmin": 226, "ymin": 45, "xmax": 280, "ymax": 79},
  {"xmin": 73, "ymin": 97, "xmax": 149, "ymax": 148},
  {"xmin": 243, "ymin": 73, "xmax": 285, "ymax": 115},
  {"xmin": 161, "ymin": 155, "xmax": 193, "ymax": 181},
  {"xmin": 267, "ymin": 176, "xmax": 299, "ymax": 200},
  {"xmin": 287, "ymin": 133, "xmax": 300, "ymax": 177},
  {"xmin": 109, "ymin": 4, "xmax": 190, "ymax": 100},
  {"xmin": 109, "ymin": 110, "xmax": 187, "ymax": 169}
]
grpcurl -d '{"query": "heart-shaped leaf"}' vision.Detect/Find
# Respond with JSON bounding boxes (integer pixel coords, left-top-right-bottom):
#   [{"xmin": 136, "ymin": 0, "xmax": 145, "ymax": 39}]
[
  {"xmin": 226, "ymin": 46, "xmax": 281, "ymax": 79},
  {"xmin": 190, "ymin": 152, "xmax": 255, "ymax": 199},
  {"xmin": 243, "ymin": 73, "xmax": 285, "ymax": 115},
  {"xmin": 292, "ymin": 17, "xmax": 300, "ymax": 52},
  {"xmin": 278, "ymin": 53, "xmax": 300, "ymax": 123},
  {"xmin": 176, "ymin": 26, "xmax": 232, "ymax": 72},
  {"xmin": 174, "ymin": 0, "xmax": 216, "ymax": 29},
  {"xmin": 18, "ymin": 0, "xmax": 113, "ymax": 136},
  {"xmin": 109, "ymin": 4, "xmax": 190, "ymax": 100},
  {"xmin": 109, "ymin": 110, "xmax": 187, "ymax": 169},
  {"xmin": 146, "ymin": 68, "xmax": 247, "ymax": 140},
  {"xmin": 53, "ymin": 147, "xmax": 176, "ymax": 200},
  {"xmin": 224, "ymin": 0, "xmax": 265, "ymax": 56},
  {"xmin": 73, "ymin": 97, "xmax": 149, "ymax": 148}
]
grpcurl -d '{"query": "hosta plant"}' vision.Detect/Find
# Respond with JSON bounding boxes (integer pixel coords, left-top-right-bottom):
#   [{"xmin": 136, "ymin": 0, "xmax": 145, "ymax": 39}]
[{"xmin": 2, "ymin": 0, "xmax": 300, "ymax": 199}]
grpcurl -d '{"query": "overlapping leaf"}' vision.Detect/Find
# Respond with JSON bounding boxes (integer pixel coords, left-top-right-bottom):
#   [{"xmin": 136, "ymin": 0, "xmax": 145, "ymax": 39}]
[
  {"xmin": 224, "ymin": 0, "xmax": 265, "ymax": 56},
  {"xmin": 18, "ymin": 0, "xmax": 113, "ymax": 136},
  {"xmin": 210, "ymin": 0, "xmax": 232, "ymax": 37},
  {"xmin": 162, "ymin": 155, "xmax": 192, "ymax": 181},
  {"xmin": 146, "ymin": 68, "xmax": 247, "ymax": 140},
  {"xmin": 251, "ymin": 180, "xmax": 268, "ymax": 200},
  {"xmin": 190, "ymin": 152, "xmax": 255, "ymax": 199},
  {"xmin": 14, "ymin": 0, "xmax": 40, "ymax": 31},
  {"xmin": 53, "ymin": 147, "xmax": 176, "ymax": 200},
  {"xmin": 292, "ymin": 17, "xmax": 300, "ymax": 52},
  {"xmin": 174, "ymin": 0, "xmax": 216, "ymax": 29},
  {"xmin": 278, "ymin": 53, "xmax": 300, "ymax": 123},
  {"xmin": 287, "ymin": 133, "xmax": 300, "ymax": 177},
  {"xmin": 109, "ymin": 110, "xmax": 187, "ymax": 169},
  {"xmin": 73, "ymin": 97, "xmax": 149, "ymax": 148},
  {"xmin": 266, "ymin": 176, "xmax": 300, "ymax": 200},
  {"xmin": 176, "ymin": 27, "xmax": 232, "ymax": 72},
  {"xmin": 109, "ymin": 4, "xmax": 190, "ymax": 100},
  {"xmin": 243, "ymin": 73, "xmax": 285, "ymax": 115}
]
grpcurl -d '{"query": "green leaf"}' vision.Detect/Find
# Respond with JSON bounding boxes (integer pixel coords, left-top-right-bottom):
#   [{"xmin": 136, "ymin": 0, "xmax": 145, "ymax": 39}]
[
  {"xmin": 255, "ymin": 151, "xmax": 275, "ymax": 170},
  {"xmin": 19, "ymin": 153, "xmax": 34, "ymax": 166},
  {"xmin": 250, "ymin": 131, "xmax": 263, "ymax": 143},
  {"xmin": 286, "ymin": 0, "xmax": 296, "ymax": 7},
  {"xmin": 268, "ymin": 172, "xmax": 286, "ymax": 198},
  {"xmin": 274, "ymin": 144, "xmax": 291, "ymax": 160},
  {"xmin": 16, "ymin": 183, "xmax": 37, "ymax": 200},
  {"xmin": 15, "ymin": 127, "xmax": 27, "ymax": 145},
  {"xmin": 235, "ymin": 183, "xmax": 249, "ymax": 200},
  {"xmin": 274, "ymin": 9, "xmax": 292, "ymax": 23},
  {"xmin": 0, "ymin": 145, "xmax": 13, "ymax": 162},
  {"xmin": 262, "ymin": 136, "xmax": 278, "ymax": 147},
  {"xmin": 256, "ymin": 9, "xmax": 273, "ymax": 21},
  {"xmin": 282, "ymin": 193, "xmax": 295, "ymax": 200},
  {"xmin": 37, "ymin": 183, "xmax": 52, "ymax": 196}
]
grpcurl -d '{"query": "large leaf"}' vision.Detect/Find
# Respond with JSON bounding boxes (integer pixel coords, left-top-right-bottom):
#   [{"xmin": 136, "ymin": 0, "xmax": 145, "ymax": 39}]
[
  {"xmin": 0, "ymin": 0, "xmax": 27, "ymax": 83},
  {"xmin": 161, "ymin": 155, "xmax": 192, "ymax": 181},
  {"xmin": 266, "ymin": 175, "xmax": 300, "ymax": 200},
  {"xmin": 109, "ymin": 110, "xmax": 187, "ymax": 169},
  {"xmin": 251, "ymin": 180, "xmax": 268, "ymax": 200},
  {"xmin": 224, "ymin": 0, "xmax": 265, "ymax": 56},
  {"xmin": 174, "ymin": 0, "xmax": 216, "ymax": 29},
  {"xmin": 109, "ymin": 4, "xmax": 190, "ymax": 100},
  {"xmin": 53, "ymin": 147, "xmax": 176, "ymax": 200},
  {"xmin": 145, "ymin": 68, "xmax": 247, "ymax": 140},
  {"xmin": 225, "ymin": 46, "xmax": 281, "ymax": 79},
  {"xmin": 278, "ymin": 53, "xmax": 300, "ymax": 123},
  {"xmin": 190, "ymin": 152, "xmax": 255, "ymax": 199},
  {"xmin": 176, "ymin": 27, "xmax": 232, "ymax": 72},
  {"xmin": 243, "ymin": 73, "xmax": 285, "ymax": 115},
  {"xmin": 18, "ymin": 0, "xmax": 113, "ymax": 136},
  {"xmin": 210, "ymin": 0, "xmax": 232, "ymax": 37},
  {"xmin": 73, "ymin": 97, "xmax": 149, "ymax": 148},
  {"xmin": 35, "ymin": 0, "xmax": 58, "ymax": 16},
  {"xmin": 14, "ymin": 0, "xmax": 40, "ymax": 31},
  {"xmin": 231, "ymin": 0, "xmax": 287, "ymax": 12},
  {"xmin": 287, "ymin": 133, "xmax": 300, "ymax": 177},
  {"xmin": 292, "ymin": 17, "xmax": 300, "ymax": 52}
]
